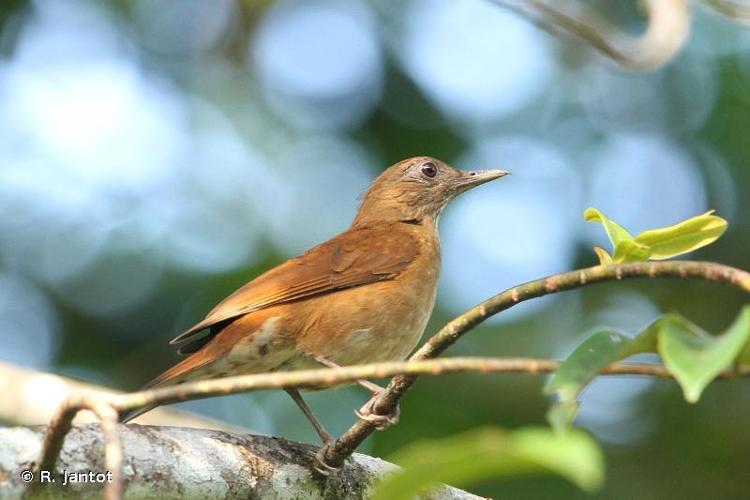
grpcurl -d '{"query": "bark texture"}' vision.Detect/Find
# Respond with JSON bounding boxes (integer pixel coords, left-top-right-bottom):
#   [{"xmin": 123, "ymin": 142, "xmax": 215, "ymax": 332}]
[{"xmin": 0, "ymin": 424, "xmax": 480, "ymax": 499}]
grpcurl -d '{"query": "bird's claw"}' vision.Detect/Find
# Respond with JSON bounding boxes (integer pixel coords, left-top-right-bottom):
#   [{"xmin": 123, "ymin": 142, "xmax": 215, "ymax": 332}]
[
  {"xmin": 314, "ymin": 443, "xmax": 343, "ymax": 476},
  {"xmin": 355, "ymin": 400, "xmax": 400, "ymax": 430}
]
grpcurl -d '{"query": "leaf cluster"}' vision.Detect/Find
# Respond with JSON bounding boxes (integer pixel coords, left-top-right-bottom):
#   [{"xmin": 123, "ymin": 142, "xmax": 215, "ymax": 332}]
[
  {"xmin": 584, "ymin": 208, "xmax": 727, "ymax": 264},
  {"xmin": 546, "ymin": 306, "xmax": 750, "ymax": 430}
]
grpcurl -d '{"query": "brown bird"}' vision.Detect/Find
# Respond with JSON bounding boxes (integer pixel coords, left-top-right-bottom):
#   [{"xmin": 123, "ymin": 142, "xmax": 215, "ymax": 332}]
[{"xmin": 122, "ymin": 156, "xmax": 507, "ymax": 453}]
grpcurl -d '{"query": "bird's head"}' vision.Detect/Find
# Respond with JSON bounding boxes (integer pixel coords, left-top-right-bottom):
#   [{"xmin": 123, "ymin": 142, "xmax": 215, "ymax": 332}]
[{"xmin": 353, "ymin": 156, "xmax": 508, "ymax": 227}]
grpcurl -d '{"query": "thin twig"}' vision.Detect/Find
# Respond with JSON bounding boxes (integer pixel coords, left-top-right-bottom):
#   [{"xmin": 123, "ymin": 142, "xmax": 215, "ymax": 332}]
[
  {"xmin": 110, "ymin": 356, "xmax": 750, "ymax": 412},
  {"xmin": 322, "ymin": 260, "xmax": 750, "ymax": 467},
  {"xmin": 33, "ymin": 392, "xmax": 123, "ymax": 500},
  {"xmin": 490, "ymin": 0, "xmax": 691, "ymax": 69}
]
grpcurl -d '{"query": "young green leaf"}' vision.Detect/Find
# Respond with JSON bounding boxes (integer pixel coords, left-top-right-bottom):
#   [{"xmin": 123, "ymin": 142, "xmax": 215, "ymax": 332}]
[
  {"xmin": 634, "ymin": 210, "xmax": 728, "ymax": 260},
  {"xmin": 660, "ymin": 306, "xmax": 750, "ymax": 402},
  {"xmin": 613, "ymin": 239, "xmax": 652, "ymax": 263},
  {"xmin": 584, "ymin": 208, "xmax": 634, "ymax": 247},
  {"xmin": 371, "ymin": 427, "xmax": 604, "ymax": 500},
  {"xmin": 593, "ymin": 246, "xmax": 613, "ymax": 266},
  {"xmin": 584, "ymin": 208, "xmax": 728, "ymax": 264}
]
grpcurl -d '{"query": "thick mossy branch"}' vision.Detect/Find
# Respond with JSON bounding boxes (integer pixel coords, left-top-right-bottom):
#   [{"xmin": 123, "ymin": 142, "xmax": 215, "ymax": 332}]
[{"xmin": 3, "ymin": 425, "xmax": 480, "ymax": 499}]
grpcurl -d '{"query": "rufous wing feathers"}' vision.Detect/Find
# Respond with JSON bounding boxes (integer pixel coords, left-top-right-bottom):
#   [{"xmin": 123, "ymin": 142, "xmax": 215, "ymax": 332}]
[{"xmin": 170, "ymin": 224, "xmax": 419, "ymax": 347}]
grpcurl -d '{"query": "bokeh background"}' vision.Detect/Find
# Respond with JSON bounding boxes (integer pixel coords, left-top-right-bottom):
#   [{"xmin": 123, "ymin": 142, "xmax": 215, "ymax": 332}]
[{"xmin": 1, "ymin": 0, "xmax": 749, "ymax": 498}]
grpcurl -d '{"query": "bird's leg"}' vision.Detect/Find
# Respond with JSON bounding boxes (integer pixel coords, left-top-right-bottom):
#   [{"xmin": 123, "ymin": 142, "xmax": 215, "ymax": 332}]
[
  {"xmin": 312, "ymin": 355, "xmax": 385, "ymax": 393},
  {"xmin": 355, "ymin": 378, "xmax": 387, "ymax": 395},
  {"xmin": 285, "ymin": 388, "xmax": 333, "ymax": 445},
  {"xmin": 285, "ymin": 388, "xmax": 343, "ymax": 475},
  {"xmin": 312, "ymin": 355, "xmax": 400, "ymax": 430}
]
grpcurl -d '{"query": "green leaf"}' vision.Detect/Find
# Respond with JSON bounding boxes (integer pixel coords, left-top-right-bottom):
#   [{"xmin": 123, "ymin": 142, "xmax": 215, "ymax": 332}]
[
  {"xmin": 544, "ymin": 308, "xmax": 750, "ymax": 430},
  {"xmin": 738, "ymin": 341, "xmax": 750, "ymax": 367},
  {"xmin": 593, "ymin": 246, "xmax": 613, "ymax": 266},
  {"xmin": 542, "ymin": 316, "xmax": 671, "ymax": 430},
  {"xmin": 545, "ymin": 331, "xmax": 638, "ymax": 430},
  {"xmin": 371, "ymin": 427, "xmax": 604, "ymax": 500},
  {"xmin": 584, "ymin": 208, "xmax": 634, "ymax": 247},
  {"xmin": 546, "ymin": 399, "xmax": 580, "ymax": 433},
  {"xmin": 625, "ymin": 317, "xmax": 662, "ymax": 355},
  {"xmin": 612, "ymin": 239, "xmax": 652, "ymax": 263},
  {"xmin": 634, "ymin": 211, "xmax": 728, "ymax": 260},
  {"xmin": 660, "ymin": 306, "xmax": 750, "ymax": 402},
  {"xmin": 737, "ymin": 308, "xmax": 750, "ymax": 367},
  {"xmin": 510, "ymin": 428, "xmax": 603, "ymax": 492}
]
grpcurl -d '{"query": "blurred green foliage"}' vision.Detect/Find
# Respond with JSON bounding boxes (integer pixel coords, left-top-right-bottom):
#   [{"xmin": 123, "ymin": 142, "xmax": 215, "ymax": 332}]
[{"xmin": 373, "ymin": 427, "xmax": 603, "ymax": 499}]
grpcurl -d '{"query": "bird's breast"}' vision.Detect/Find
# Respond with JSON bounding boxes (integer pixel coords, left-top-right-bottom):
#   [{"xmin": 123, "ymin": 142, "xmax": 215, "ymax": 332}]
[{"xmin": 297, "ymin": 234, "xmax": 440, "ymax": 365}]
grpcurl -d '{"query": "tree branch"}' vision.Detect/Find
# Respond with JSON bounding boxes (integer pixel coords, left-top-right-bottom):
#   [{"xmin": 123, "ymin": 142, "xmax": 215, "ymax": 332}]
[
  {"xmin": 490, "ymin": 0, "xmax": 691, "ymax": 69},
  {"xmin": 703, "ymin": 0, "xmax": 750, "ymax": 24},
  {"xmin": 4, "ymin": 425, "xmax": 481, "ymax": 499},
  {"xmin": 0, "ymin": 360, "xmax": 249, "ymax": 432},
  {"xmin": 33, "ymin": 392, "xmax": 122, "ymax": 500},
  {"xmin": 104, "ymin": 357, "xmax": 750, "ymax": 413},
  {"xmin": 322, "ymin": 260, "xmax": 750, "ymax": 467}
]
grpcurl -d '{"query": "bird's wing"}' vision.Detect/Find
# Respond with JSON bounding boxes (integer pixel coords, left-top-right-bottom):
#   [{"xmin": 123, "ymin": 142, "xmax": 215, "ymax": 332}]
[{"xmin": 170, "ymin": 224, "xmax": 419, "ymax": 345}]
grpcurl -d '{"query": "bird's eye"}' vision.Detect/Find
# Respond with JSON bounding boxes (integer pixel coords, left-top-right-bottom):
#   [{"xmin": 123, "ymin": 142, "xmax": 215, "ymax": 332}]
[{"xmin": 421, "ymin": 162, "xmax": 438, "ymax": 178}]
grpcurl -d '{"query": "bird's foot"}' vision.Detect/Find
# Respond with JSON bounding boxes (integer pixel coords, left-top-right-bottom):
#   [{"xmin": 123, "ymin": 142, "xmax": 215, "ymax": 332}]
[
  {"xmin": 314, "ymin": 442, "xmax": 343, "ymax": 476},
  {"xmin": 355, "ymin": 397, "xmax": 400, "ymax": 430}
]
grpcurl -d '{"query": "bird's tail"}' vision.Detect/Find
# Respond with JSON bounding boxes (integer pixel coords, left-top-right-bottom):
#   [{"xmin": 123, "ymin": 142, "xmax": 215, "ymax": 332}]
[{"xmin": 119, "ymin": 351, "xmax": 213, "ymax": 424}]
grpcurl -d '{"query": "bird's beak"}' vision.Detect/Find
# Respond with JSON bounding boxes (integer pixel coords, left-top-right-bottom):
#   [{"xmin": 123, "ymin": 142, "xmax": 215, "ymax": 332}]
[{"xmin": 455, "ymin": 169, "xmax": 510, "ymax": 192}]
